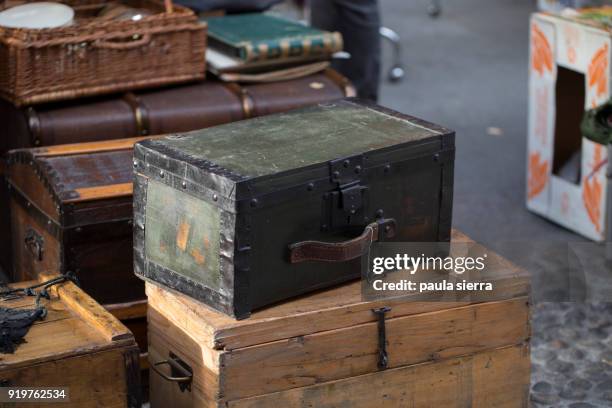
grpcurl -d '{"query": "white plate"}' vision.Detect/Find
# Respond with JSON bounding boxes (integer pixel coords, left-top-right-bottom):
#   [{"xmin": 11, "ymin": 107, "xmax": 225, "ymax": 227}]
[{"xmin": 0, "ymin": 2, "xmax": 74, "ymax": 29}]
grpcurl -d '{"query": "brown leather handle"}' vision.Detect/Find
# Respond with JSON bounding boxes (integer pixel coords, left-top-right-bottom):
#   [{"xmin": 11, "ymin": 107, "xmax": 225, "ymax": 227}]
[{"xmin": 289, "ymin": 219, "xmax": 396, "ymax": 264}]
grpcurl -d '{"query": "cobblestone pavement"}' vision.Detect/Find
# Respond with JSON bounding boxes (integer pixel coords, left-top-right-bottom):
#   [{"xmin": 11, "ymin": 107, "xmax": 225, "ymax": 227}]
[{"xmin": 531, "ymin": 302, "xmax": 612, "ymax": 408}]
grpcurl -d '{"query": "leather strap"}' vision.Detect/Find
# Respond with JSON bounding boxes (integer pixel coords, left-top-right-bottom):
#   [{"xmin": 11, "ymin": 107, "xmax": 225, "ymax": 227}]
[
  {"xmin": 123, "ymin": 93, "xmax": 150, "ymax": 136},
  {"xmin": 289, "ymin": 219, "xmax": 396, "ymax": 264},
  {"xmin": 26, "ymin": 107, "xmax": 42, "ymax": 146},
  {"xmin": 224, "ymin": 83, "xmax": 254, "ymax": 118},
  {"xmin": 323, "ymin": 68, "xmax": 357, "ymax": 97}
]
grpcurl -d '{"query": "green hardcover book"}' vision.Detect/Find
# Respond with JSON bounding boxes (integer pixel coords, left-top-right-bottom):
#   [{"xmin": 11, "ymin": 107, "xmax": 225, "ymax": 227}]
[{"xmin": 205, "ymin": 13, "xmax": 343, "ymax": 63}]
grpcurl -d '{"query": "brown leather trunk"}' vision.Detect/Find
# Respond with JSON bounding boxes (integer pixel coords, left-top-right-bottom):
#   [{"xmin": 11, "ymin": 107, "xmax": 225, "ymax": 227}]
[
  {"xmin": 0, "ymin": 69, "xmax": 354, "ymax": 148},
  {"xmin": 0, "ymin": 69, "xmax": 355, "ymax": 277}
]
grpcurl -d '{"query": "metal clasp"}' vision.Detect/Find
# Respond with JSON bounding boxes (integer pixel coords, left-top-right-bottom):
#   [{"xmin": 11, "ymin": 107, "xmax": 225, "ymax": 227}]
[
  {"xmin": 330, "ymin": 154, "xmax": 365, "ymax": 185},
  {"xmin": 324, "ymin": 155, "xmax": 369, "ymax": 229},
  {"xmin": 372, "ymin": 307, "xmax": 391, "ymax": 370},
  {"xmin": 24, "ymin": 229, "xmax": 44, "ymax": 261}
]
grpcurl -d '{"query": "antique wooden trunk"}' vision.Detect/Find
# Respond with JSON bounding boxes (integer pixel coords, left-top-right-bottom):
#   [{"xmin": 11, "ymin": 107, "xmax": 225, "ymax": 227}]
[
  {"xmin": 134, "ymin": 99, "xmax": 455, "ymax": 318},
  {"xmin": 147, "ymin": 231, "xmax": 531, "ymax": 408},
  {"xmin": 5, "ymin": 138, "xmax": 149, "ymax": 358},
  {"xmin": 0, "ymin": 276, "xmax": 141, "ymax": 407},
  {"xmin": 6, "ymin": 138, "xmax": 142, "ymax": 305},
  {"xmin": 0, "ymin": 68, "xmax": 354, "ymax": 278}
]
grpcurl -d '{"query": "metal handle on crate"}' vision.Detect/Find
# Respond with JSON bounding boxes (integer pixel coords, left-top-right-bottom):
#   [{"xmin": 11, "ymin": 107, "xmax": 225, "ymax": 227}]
[
  {"xmin": 151, "ymin": 356, "xmax": 192, "ymax": 392},
  {"xmin": 288, "ymin": 218, "xmax": 396, "ymax": 263}
]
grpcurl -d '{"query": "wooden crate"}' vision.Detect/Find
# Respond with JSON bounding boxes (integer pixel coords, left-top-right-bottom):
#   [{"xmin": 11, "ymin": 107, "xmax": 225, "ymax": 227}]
[
  {"xmin": 106, "ymin": 299, "xmax": 150, "ymax": 400},
  {"xmin": 148, "ymin": 231, "xmax": 531, "ymax": 408},
  {"xmin": 0, "ymin": 277, "xmax": 141, "ymax": 407}
]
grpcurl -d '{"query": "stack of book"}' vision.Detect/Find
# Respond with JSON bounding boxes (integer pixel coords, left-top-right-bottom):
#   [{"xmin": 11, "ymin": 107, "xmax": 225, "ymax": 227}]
[{"xmin": 205, "ymin": 13, "xmax": 344, "ymax": 82}]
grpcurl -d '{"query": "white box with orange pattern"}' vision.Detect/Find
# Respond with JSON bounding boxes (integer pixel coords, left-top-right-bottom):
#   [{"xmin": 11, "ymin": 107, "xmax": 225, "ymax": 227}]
[{"xmin": 527, "ymin": 11, "xmax": 610, "ymax": 241}]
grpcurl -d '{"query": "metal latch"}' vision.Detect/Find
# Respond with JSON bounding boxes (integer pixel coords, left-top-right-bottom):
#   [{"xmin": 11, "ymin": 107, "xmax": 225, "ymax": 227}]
[
  {"xmin": 324, "ymin": 155, "xmax": 369, "ymax": 230},
  {"xmin": 339, "ymin": 181, "xmax": 365, "ymax": 215},
  {"xmin": 373, "ymin": 307, "xmax": 391, "ymax": 370}
]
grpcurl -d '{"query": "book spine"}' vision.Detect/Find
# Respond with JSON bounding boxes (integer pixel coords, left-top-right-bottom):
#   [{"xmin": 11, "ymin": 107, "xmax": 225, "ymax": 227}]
[{"xmin": 238, "ymin": 32, "xmax": 343, "ymax": 63}]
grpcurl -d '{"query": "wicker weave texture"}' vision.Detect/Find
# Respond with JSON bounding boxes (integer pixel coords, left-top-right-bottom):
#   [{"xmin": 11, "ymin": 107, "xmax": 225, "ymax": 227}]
[{"xmin": 0, "ymin": 0, "xmax": 206, "ymax": 106}]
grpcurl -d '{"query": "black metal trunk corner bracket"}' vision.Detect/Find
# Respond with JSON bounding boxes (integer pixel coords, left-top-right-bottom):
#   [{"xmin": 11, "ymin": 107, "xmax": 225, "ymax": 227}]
[
  {"xmin": 151, "ymin": 354, "xmax": 193, "ymax": 392},
  {"xmin": 372, "ymin": 306, "xmax": 391, "ymax": 370}
]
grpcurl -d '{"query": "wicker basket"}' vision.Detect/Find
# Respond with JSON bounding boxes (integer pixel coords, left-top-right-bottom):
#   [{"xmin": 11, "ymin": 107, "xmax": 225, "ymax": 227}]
[{"xmin": 0, "ymin": 0, "xmax": 206, "ymax": 106}]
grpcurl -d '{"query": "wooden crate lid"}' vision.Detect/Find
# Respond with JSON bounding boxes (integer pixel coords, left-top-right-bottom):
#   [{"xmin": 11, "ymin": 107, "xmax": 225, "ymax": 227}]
[
  {"xmin": 0, "ymin": 276, "xmax": 135, "ymax": 371},
  {"xmin": 146, "ymin": 230, "xmax": 530, "ymax": 351},
  {"xmin": 5, "ymin": 137, "xmax": 150, "ymax": 225}
]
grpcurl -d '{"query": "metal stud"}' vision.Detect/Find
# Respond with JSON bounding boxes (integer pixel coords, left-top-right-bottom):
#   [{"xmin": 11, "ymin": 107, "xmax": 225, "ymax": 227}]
[
  {"xmin": 159, "ymin": 171, "xmax": 165, "ymax": 178},
  {"xmin": 250, "ymin": 198, "xmax": 258, "ymax": 208},
  {"xmin": 213, "ymin": 194, "xmax": 218, "ymax": 202},
  {"xmin": 181, "ymin": 181, "xmax": 187, "ymax": 189},
  {"xmin": 133, "ymin": 160, "xmax": 138, "ymax": 168}
]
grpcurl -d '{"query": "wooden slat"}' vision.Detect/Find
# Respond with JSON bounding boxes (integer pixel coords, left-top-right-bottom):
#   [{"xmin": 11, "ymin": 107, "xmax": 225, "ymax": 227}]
[
  {"xmin": 32, "ymin": 136, "xmax": 153, "ymax": 158},
  {"xmin": 2, "ymin": 348, "xmax": 132, "ymax": 408},
  {"xmin": 145, "ymin": 230, "xmax": 530, "ymax": 351},
  {"xmin": 8, "ymin": 163, "xmax": 61, "ymax": 221},
  {"xmin": 148, "ymin": 294, "xmax": 529, "ymax": 402},
  {"xmin": 139, "ymin": 352, "xmax": 149, "ymax": 370},
  {"xmin": 106, "ymin": 299, "xmax": 148, "ymax": 320},
  {"xmin": 227, "ymin": 343, "xmax": 530, "ymax": 408},
  {"xmin": 54, "ymin": 280, "xmax": 133, "ymax": 343},
  {"xmin": 220, "ymin": 297, "xmax": 529, "ymax": 400},
  {"xmin": 0, "ymin": 314, "xmax": 108, "ymax": 369},
  {"xmin": 66, "ymin": 182, "xmax": 133, "ymax": 203}
]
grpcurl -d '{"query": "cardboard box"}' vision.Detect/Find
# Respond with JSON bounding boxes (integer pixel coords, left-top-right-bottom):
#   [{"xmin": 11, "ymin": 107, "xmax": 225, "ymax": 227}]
[
  {"xmin": 538, "ymin": 1, "xmax": 606, "ymax": 13},
  {"xmin": 527, "ymin": 9, "xmax": 611, "ymax": 241}
]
